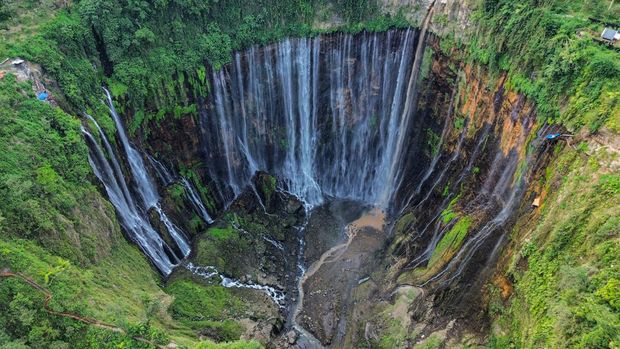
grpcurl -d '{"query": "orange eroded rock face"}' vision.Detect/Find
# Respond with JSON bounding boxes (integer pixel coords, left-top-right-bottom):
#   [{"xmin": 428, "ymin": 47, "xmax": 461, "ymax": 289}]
[
  {"xmin": 454, "ymin": 64, "xmax": 537, "ymax": 161},
  {"xmin": 493, "ymin": 274, "xmax": 514, "ymax": 300}
]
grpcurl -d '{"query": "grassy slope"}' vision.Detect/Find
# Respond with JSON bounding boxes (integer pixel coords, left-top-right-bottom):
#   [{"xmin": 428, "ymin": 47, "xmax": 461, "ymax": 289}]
[
  {"xmin": 0, "ymin": 68, "xmax": 185, "ymax": 347},
  {"xmin": 0, "ymin": 4, "xmax": 264, "ymax": 348},
  {"xmin": 0, "ymin": 70, "xmax": 262, "ymax": 349},
  {"xmin": 450, "ymin": 1, "xmax": 620, "ymax": 347},
  {"xmin": 489, "ymin": 143, "xmax": 620, "ymax": 348},
  {"xmin": 0, "ymin": 0, "xmax": 60, "ymax": 55}
]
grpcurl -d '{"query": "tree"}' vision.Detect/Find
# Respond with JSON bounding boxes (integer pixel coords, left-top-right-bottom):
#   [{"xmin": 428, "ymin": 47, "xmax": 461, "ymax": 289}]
[{"xmin": 0, "ymin": 0, "xmax": 12, "ymax": 22}]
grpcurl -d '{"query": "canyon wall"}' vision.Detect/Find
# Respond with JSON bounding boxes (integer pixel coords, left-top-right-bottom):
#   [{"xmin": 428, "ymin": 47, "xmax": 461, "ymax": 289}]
[
  {"xmin": 79, "ymin": 3, "xmax": 619, "ymax": 347},
  {"xmin": 93, "ymin": 27, "xmax": 563, "ymax": 346}
]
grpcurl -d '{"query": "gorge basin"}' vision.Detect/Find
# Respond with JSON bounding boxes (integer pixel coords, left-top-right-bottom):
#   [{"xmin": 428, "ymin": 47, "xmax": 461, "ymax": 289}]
[
  {"xmin": 85, "ymin": 26, "xmax": 547, "ymax": 348},
  {"xmin": 293, "ymin": 203, "xmax": 387, "ymax": 347},
  {"xmin": 4, "ymin": 0, "xmax": 618, "ymax": 348}
]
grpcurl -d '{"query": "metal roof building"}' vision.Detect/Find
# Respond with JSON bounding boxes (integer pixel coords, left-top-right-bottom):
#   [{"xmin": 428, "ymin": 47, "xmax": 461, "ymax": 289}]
[{"xmin": 601, "ymin": 28, "xmax": 618, "ymax": 41}]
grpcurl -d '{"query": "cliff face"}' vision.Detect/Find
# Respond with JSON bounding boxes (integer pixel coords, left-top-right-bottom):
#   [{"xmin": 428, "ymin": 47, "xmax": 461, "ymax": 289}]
[
  {"xmin": 71, "ymin": 2, "xmax": 619, "ymax": 347},
  {"xmin": 325, "ymin": 24, "xmax": 618, "ymax": 349},
  {"xmin": 295, "ymin": 35, "xmax": 561, "ymax": 347},
  {"xmin": 379, "ymin": 0, "xmax": 473, "ymax": 37},
  {"xmin": 140, "ymin": 29, "xmax": 429, "ymax": 209},
  {"xmin": 106, "ymin": 27, "xmax": 564, "ymax": 347}
]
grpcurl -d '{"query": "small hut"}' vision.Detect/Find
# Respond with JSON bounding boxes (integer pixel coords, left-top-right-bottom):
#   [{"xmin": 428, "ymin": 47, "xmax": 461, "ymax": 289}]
[{"xmin": 601, "ymin": 28, "xmax": 620, "ymax": 42}]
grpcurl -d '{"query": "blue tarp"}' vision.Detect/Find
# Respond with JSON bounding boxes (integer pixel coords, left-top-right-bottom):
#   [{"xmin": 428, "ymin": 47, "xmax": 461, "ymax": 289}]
[
  {"xmin": 545, "ymin": 133, "xmax": 561, "ymax": 140},
  {"xmin": 37, "ymin": 92, "xmax": 48, "ymax": 101}
]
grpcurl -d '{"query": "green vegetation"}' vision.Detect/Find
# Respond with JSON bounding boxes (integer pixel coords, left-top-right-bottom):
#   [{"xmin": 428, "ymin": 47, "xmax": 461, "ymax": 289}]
[
  {"xmin": 168, "ymin": 182, "xmax": 187, "ymax": 205},
  {"xmin": 418, "ymin": 46, "xmax": 434, "ymax": 82},
  {"xmin": 0, "ymin": 237, "xmax": 173, "ymax": 348},
  {"xmin": 442, "ymin": 182, "xmax": 451, "ymax": 197},
  {"xmin": 1, "ymin": 0, "xmax": 410, "ymax": 136},
  {"xmin": 0, "ymin": 74, "xmax": 99, "ymax": 264},
  {"xmin": 426, "ymin": 128, "xmax": 441, "ymax": 157},
  {"xmin": 193, "ymin": 204, "xmax": 293, "ymax": 279},
  {"xmin": 232, "ymin": 207, "xmax": 292, "ymax": 242},
  {"xmin": 208, "ymin": 225, "xmax": 238, "ymax": 241},
  {"xmin": 375, "ymin": 290, "xmax": 417, "ymax": 348},
  {"xmin": 489, "ymin": 147, "xmax": 620, "ymax": 348},
  {"xmin": 440, "ymin": 195, "xmax": 461, "ymax": 224},
  {"xmin": 180, "ymin": 166, "xmax": 217, "ymax": 212},
  {"xmin": 412, "ymin": 335, "xmax": 442, "ymax": 349},
  {"xmin": 194, "ymin": 224, "xmax": 251, "ymax": 274},
  {"xmin": 378, "ymin": 318, "xmax": 410, "ymax": 348},
  {"xmin": 454, "ymin": 116, "xmax": 465, "ymax": 131},
  {"xmin": 428, "ymin": 216, "xmax": 472, "ymax": 267},
  {"xmin": 0, "ymin": 65, "xmax": 187, "ymax": 347},
  {"xmin": 0, "ymin": 1, "xmax": 10, "ymax": 22},
  {"xmin": 195, "ymin": 340, "xmax": 262, "ymax": 349},
  {"xmin": 464, "ymin": 0, "xmax": 620, "ymax": 132},
  {"xmin": 259, "ymin": 174, "xmax": 277, "ymax": 203},
  {"xmin": 1, "ymin": 0, "xmax": 619, "ymax": 348},
  {"xmin": 394, "ymin": 213, "xmax": 415, "ymax": 235},
  {"xmin": 166, "ymin": 280, "xmax": 245, "ymax": 342},
  {"xmin": 0, "ymin": 50, "xmax": 260, "ymax": 349},
  {"xmin": 0, "ymin": 1, "xmax": 63, "ymax": 52}
]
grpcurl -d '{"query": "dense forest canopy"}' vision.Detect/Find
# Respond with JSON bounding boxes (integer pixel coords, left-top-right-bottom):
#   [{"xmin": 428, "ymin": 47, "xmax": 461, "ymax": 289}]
[
  {"xmin": 1, "ymin": 0, "xmax": 617, "ymax": 132},
  {"xmin": 1, "ymin": 0, "xmax": 404, "ymax": 112}
]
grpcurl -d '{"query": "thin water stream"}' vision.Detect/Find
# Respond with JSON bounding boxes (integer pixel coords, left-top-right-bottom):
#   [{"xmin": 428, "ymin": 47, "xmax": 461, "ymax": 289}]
[
  {"xmin": 186, "ymin": 263, "xmax": 287, "ymax": 307},
  {"xmin": 290, "ymin": 208, "xmax": 386, "ymax": 347}
]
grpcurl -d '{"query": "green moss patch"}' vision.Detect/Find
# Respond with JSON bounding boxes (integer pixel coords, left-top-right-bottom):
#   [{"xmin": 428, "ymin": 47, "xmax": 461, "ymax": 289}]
[
  {"xmin": 440, "ymin": 195, "xmax": 461, "ymax": 224},
  {"xmin": 165, "ymin": 280, "xmax": 245, "ymax": 342},
  {"xmin": 394, "ymin": 213, "xmax": 415, "ymax": 235},
  {"xmin": 208, "ymin": 225, "xmax": 238, "ymax": 240},
  {"xmin": 429, "ymin": 217, "xmax": 472, "ymax": 267}
]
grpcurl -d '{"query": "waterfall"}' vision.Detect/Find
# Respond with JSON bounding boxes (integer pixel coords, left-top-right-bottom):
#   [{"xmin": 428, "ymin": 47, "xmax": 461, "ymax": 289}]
[
  {"xmin": 181, "ymin": 177, "xmax": 214, "ymax": 224},
  {"xmin": 154, "ymin": 203, "xmax": 191, "ymax": 258},
  {"xmin": 145, "ymin": 153, "xmax": 215, "ymax": 225},
  {"xmin": 83, "ymin": 96, "xmax": 193, "ymax": 274},
  {"xmin": 187, "ymin": 263, "xmax": 286, "ymax": 308},
  {"xmin": 384, "ymin": 4, "xmax": 434, "ymax": 202},
  {"xmin": 103, "ymin": 88, "xmax": 159, "ymax": 208},
  {"xmin": 82, "ymin": 126, "xmax": 175, "ymax": 274},
  {"xmin": 202, "ymin": 29, "xmax": 421, "ymax": 208},
  {"xmin": 84, "ymin": 29, "xmax": 426, "ymax": 275},
  {"xmin": 147, "ymin": 154, "xmax": 176, "ymax": 186}
]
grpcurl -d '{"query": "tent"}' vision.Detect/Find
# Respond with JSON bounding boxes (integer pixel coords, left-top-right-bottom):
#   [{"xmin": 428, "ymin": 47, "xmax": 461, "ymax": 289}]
[{"xmin": 37, "ymin": 92, "xmax": 49, "ymax": 101}]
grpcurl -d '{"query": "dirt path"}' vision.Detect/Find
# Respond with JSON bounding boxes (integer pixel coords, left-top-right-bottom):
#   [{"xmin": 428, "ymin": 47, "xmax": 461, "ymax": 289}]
[{"xmin": 0, "ymin": 269, "xmax": 168, "ymax": 348}]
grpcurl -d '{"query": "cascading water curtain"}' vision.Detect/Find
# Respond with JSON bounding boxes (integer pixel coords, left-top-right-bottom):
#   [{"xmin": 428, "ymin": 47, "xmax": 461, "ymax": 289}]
[
  {"xmin": 201, "ymin": 28, "xmax": 422, "ymax": 208},
  {"xmin": 82, "ymin": 91, "xmax": 200, "ymax": 275}
]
